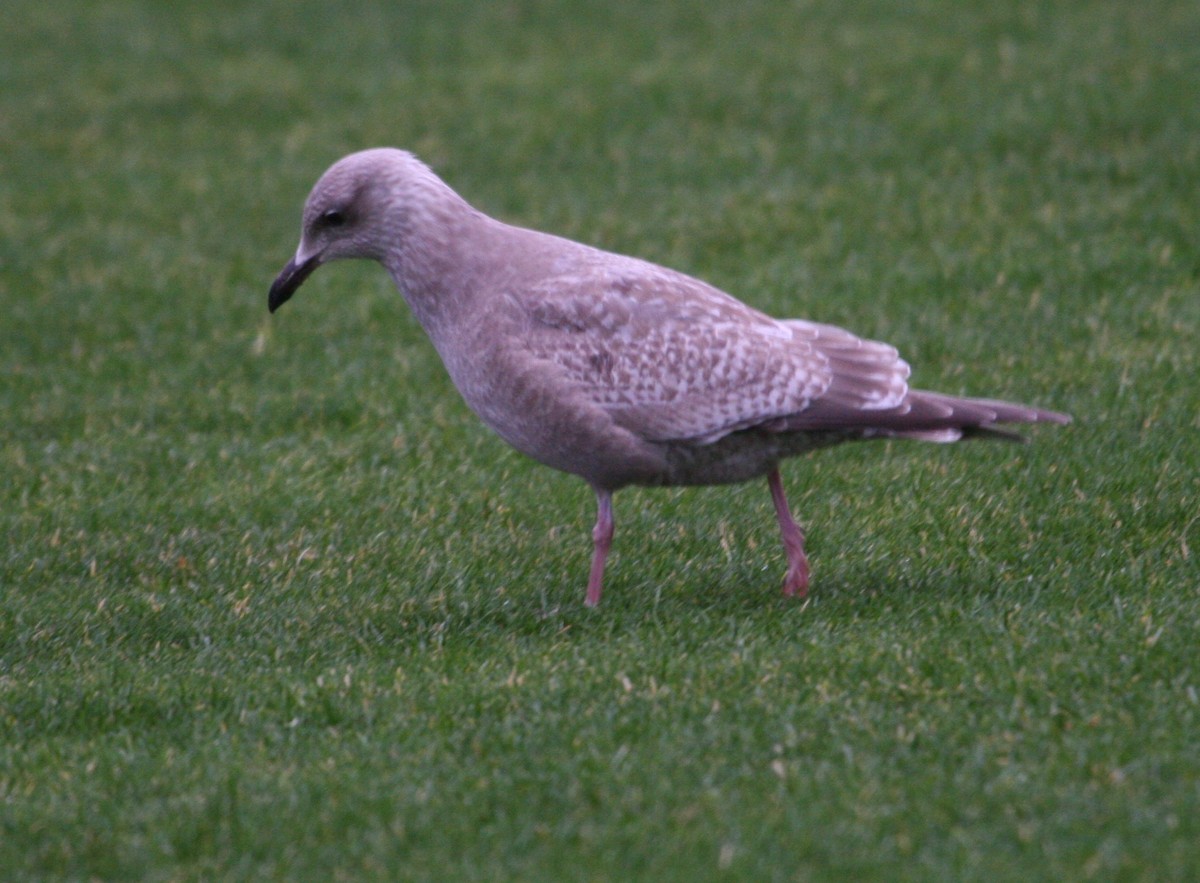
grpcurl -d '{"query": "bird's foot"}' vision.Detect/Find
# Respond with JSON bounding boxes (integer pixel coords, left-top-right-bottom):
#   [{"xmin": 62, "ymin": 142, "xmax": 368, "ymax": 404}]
[{"xmin": 781, "ymin": 554, "xmax": 809, "ymax": 598}]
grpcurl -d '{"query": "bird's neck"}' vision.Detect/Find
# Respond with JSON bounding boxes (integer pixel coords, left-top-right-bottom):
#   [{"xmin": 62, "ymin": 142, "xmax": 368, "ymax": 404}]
[{"xmin": 383, "ymin": 199, "xmax": 494, "ymax": 339}]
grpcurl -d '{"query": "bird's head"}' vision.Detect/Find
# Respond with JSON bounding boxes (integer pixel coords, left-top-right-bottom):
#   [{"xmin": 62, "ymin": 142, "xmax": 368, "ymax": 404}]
[{"xmin": 268, "ymin": 148, "xmax": 419, "ymax": 313}]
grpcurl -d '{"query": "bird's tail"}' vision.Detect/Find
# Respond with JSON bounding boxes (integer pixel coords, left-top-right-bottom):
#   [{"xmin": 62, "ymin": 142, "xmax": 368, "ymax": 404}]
[{"xmin": 780, "ymin": 390, "xmax": 1071, "ymax": 443}]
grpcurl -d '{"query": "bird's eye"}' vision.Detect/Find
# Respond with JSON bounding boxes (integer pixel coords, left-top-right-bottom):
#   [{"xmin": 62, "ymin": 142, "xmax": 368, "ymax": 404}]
[{"xmin": 320, "ymin": 209, "xmax": 347, "ymax": 228}]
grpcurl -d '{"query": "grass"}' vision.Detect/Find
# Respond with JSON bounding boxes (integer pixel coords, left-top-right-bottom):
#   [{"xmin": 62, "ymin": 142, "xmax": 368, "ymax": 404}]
[{"xmin": 2, "ymin": 0, "xmax": 1198, "ymax": 878}]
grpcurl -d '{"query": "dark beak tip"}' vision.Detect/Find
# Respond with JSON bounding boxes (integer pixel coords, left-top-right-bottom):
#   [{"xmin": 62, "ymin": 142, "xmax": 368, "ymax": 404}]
[
  {"xmin": 267, "ymin": 281, "xmax": 289, "ymax": 313},
  {"xmin": 268, "ymin": 255, "xmax": 319, "ymax": 314}
]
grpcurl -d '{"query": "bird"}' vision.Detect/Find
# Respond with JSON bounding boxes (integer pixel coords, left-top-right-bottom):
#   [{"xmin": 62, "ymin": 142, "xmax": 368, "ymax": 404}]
[{"xmin": 268, "ymin": 148, "xmax": 1069, "ymax": 606}]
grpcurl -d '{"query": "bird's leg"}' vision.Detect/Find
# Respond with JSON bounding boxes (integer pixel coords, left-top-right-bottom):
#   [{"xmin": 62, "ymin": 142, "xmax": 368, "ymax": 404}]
[
  {"xmin": 767, "ymin": 468, "xmax": 809, "ymax": 597},
  {"xmin": 585, "ymin": 487, "xmax": 614, "ymax": 607}
]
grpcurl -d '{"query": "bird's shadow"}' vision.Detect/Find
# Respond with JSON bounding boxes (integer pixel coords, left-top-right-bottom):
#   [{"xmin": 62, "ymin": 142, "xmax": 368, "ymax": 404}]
[{"xmin": 348, "ymin": 552, "xmax": 1037, "ymax": 657}]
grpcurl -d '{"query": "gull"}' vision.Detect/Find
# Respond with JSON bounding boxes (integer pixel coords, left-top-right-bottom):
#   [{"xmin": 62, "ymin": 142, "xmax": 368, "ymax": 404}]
[{"xmin": 269, "ymin": 149, "xmax": 1069, "ymax": 606}]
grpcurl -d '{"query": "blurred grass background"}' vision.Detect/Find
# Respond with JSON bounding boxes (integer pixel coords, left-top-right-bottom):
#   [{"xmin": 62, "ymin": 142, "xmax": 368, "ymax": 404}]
[{"xmin": 2, "ymin": 0, "xmax": 1198, "ymax": 879}]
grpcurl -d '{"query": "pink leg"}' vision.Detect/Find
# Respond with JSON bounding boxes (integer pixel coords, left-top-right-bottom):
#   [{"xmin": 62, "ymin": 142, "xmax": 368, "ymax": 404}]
[
  {"xmin": 585, "ymin": 488, "xmax": 614, "ymax": 607},
  {"xmin": 768, "ymin": 468, "xmax": 809, "ymax": 597}
]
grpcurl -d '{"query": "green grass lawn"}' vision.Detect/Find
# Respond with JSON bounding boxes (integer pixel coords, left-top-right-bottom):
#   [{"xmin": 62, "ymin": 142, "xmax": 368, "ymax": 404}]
[{"xmin": 3, "ymin": 0, "xmax": 1198, "ymax": 878}]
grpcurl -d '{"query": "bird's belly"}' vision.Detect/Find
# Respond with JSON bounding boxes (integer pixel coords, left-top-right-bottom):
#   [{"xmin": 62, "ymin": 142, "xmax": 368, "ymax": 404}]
[
  {"xmin": 652, "ymin": 429, "xmax": 849, "ymax": 487},
  {"xmin": 444, "ymin": 350, "xmax": 669, "ymax": 488}
]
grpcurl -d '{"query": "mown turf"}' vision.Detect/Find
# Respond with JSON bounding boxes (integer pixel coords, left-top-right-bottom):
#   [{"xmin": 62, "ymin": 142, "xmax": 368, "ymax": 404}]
[{"xmin": 2, "ymin": 0, "xmax": 1198, "ymax": 879}]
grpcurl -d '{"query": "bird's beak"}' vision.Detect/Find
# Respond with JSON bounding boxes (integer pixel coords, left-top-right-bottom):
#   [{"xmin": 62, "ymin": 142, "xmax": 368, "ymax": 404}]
[{"xmin": 268, "ymin": 253, "xmax": 321, "ymax": 313}]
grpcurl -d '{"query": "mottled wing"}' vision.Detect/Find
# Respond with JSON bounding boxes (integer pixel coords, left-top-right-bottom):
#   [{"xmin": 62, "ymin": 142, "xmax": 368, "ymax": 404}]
[{"xmin": 518, "ymin": 255, "xmax": 911, "ymax": 445}]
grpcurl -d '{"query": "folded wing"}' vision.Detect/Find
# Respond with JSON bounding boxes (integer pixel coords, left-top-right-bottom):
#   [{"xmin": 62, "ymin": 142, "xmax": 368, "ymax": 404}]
[{"xmin": 519, "ymin": 256, "xmax": 939, "ymax": 445}]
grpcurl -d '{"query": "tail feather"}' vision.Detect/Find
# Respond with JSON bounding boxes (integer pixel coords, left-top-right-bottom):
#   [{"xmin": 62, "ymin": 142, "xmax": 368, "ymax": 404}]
[{"xmin": 777, "ymin": 389, "xmax": 1070, "ymax": 440}]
